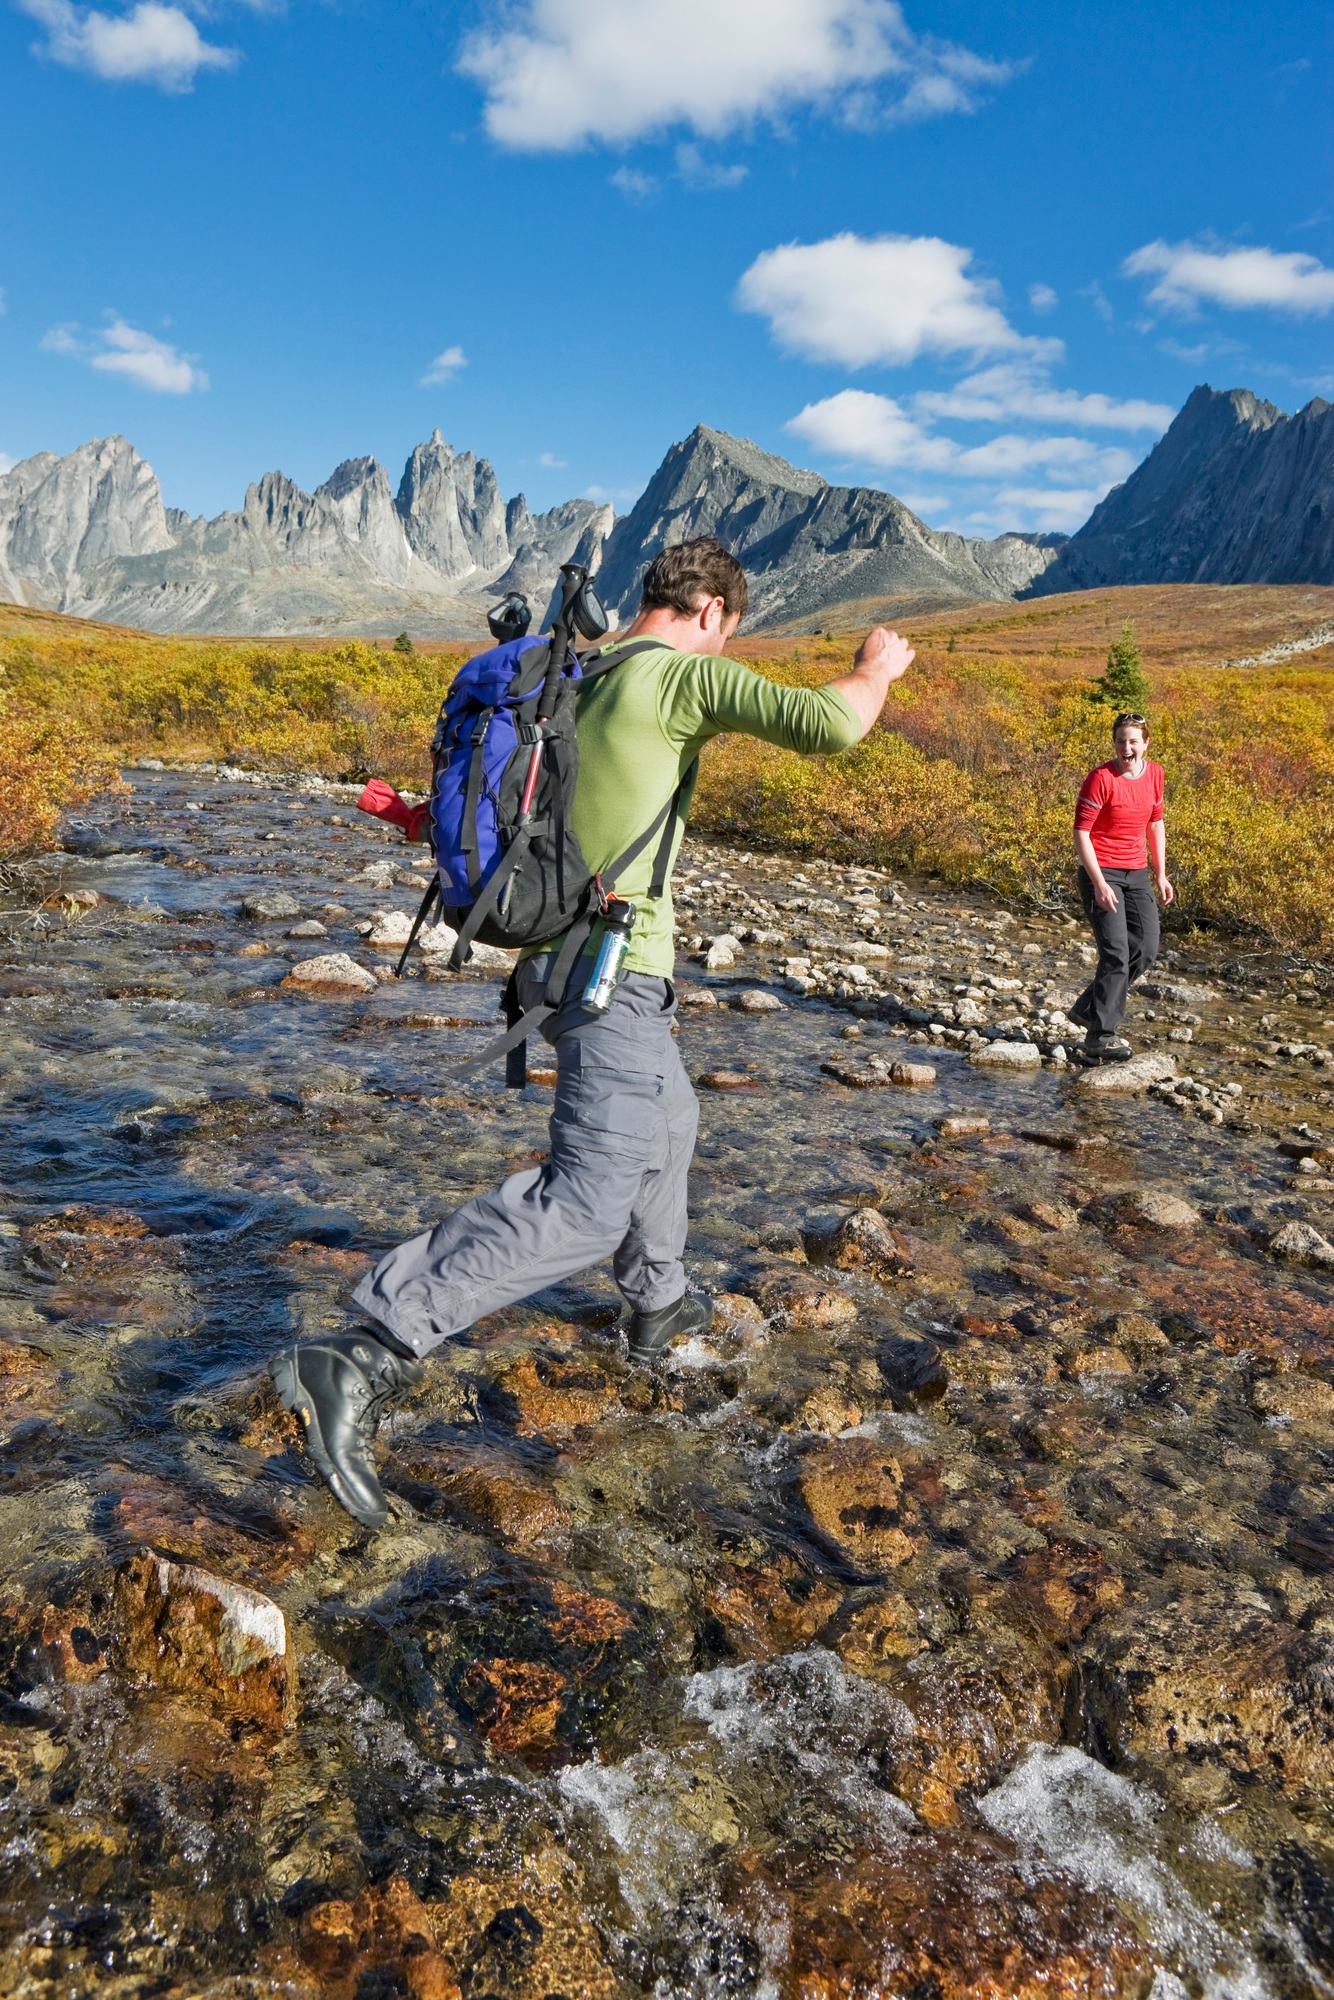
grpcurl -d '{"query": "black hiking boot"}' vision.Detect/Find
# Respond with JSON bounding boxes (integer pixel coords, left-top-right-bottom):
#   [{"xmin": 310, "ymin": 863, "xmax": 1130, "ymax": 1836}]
[
  {"xmin": 627, "ymin": 1291, "xmax": 713, "ymax": 1364},
  {"xmin": 1073, "ymin": 1032, "xmax": 1134, "ymax": 1067},
  {"xmin": 269, "ymin": 1327, "xmax": 423, "ymax": 1530}
]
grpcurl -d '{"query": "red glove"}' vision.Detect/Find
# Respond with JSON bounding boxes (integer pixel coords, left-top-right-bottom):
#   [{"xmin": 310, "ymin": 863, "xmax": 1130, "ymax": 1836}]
[{"xmin": 357, "ymin": 780, "xmax": 428, "ymax": 842}]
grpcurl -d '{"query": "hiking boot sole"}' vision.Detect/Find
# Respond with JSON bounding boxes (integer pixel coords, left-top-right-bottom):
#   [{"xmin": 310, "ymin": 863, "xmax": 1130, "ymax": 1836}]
[{"xmin": 269, "ymin": 1346, "xmax": 388, "ymax": 1531}]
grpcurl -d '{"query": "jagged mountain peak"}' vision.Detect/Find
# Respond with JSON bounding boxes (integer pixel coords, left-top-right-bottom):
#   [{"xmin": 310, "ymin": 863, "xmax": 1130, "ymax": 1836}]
[
  {"xmin": 318, "ymin": 455, "xmax": 388, "ymax": 502},
  {"xmin": 1031, "ymin": 383, "xmax": 1333, "ymax": 593}
]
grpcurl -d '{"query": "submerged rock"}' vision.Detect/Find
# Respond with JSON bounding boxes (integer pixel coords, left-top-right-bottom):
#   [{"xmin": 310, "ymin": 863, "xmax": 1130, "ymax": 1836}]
[
  {"xmin": 112, "ymin": 1550, "xmax": 291, "ymax": 1730},
  {"xmin": 797, "ymin": 1438, "xmax": 923, "ymax": 1568}
]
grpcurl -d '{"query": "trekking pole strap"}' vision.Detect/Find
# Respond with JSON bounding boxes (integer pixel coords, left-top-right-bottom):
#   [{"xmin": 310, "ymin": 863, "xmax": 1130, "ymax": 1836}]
[
  {"xmin": 448, "ymin": 999, "xmax": 557, "ymax": 1086},
  {"xmin": 394, "ymin": 876, "xmax": 441, "ymax": 978}
]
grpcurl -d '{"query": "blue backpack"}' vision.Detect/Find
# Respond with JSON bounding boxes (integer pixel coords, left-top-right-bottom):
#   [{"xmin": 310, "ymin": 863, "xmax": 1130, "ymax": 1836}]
[{"xmin": 397, "ymin": 565, "xmax": 692, "ymax": 1085}]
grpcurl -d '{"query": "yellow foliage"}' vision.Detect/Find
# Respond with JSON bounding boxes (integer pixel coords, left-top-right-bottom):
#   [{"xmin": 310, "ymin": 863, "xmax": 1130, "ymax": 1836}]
[{"xmin": 1, "ymin": 614, "xmax": 1330, "ymax": 951}]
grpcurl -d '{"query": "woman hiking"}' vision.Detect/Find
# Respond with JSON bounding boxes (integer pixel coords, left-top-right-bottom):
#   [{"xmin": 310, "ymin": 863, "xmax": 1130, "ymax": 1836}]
[{"xmin": 1068, "ymin": 711, "xmax": 1173, "ymax": 1064}]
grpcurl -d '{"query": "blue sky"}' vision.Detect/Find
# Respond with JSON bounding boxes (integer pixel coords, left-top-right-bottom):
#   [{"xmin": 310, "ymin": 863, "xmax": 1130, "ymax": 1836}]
[{"xmin": 2, "ymin": 0, "xmax": 1330, "ymax": 537}]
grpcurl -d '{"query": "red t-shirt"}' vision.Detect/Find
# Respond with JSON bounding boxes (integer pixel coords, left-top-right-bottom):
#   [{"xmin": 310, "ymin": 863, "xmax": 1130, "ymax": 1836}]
[{"xmin": 1074, "ymin": 760, "xmax": 1164, "ymax": 869}]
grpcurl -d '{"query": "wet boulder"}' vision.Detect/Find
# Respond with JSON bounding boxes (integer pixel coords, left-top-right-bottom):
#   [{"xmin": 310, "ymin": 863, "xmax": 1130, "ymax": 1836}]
[
  {"xmin": 797, "ymin": 1437, "xmax": 923, "ymax": 1569},
  {"xmin": 112, "ymin": 1550, "xmax": 292, "ymax": 1730},
  {"xmin": 740, "ymin": 1830, "xmax": 1153, "ymax": 1999},
  {"xmin": 240, "ymin": 890, "xmax": 301, "ymax": 921},
  {"xmin": 1118, "ymin": 1189, "xmax": 1202, "ymax": 1232},
  {"xmin": 970, "ymin": 1039, "xmax": 1041, "ymax": 1070},
  {"xmin": 428, "ymin": 1845, "xmax": 619, "ymax": 2000},
  {"xmin": 490, "ymin": 1349, "xmax": 620, "ymax": 1442},
  {"xmin": 1083, "ymin": 1578, "xmax": 1334, "ymax": 1800},
  {"xmin": 300, "ymin": 1875, "xmax": 458, "ymax": 2000},
  {"xmin": 283, "ymin": 951, "xmax": 377, "ymax": 992},
  {"xmin": 802, "ymin": 1206, "xmax": 912, "ymax": 1281},
  {"xmin": 1074, "ymin": 1051, "xmax": 1175, "ymax": 1093}
]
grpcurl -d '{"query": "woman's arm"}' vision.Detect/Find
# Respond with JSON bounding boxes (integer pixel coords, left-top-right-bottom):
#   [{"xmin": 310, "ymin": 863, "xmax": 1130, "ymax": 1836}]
[
  {"xmin": 1147, "ymin": 819, "xmax": 1173, "ymax": 904},
  {"xmin": 1075, "ymin": 828, "xmax": 1118, "ymax": 911}
]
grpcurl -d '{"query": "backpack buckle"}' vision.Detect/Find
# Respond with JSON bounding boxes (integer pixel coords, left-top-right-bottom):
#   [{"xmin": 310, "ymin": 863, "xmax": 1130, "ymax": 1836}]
[
  {"xmin": 516, "ymin": 720, "xmax": 549, "ymax": 746},
  {"xmin": 471, "ymin": 708, "xmax": 494, "ymax": 746}
]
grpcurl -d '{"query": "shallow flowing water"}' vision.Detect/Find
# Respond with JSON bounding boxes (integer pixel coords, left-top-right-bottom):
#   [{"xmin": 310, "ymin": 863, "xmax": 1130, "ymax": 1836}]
[{"xmin": 0, "ymin": 767, "xmax": 1330, "ymax": 1999}]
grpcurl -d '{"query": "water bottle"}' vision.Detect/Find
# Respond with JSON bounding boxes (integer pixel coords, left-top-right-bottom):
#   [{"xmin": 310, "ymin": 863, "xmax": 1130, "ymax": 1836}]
[{"xmin": 582, "ymin": 898, "xmax": 636, "ymax": 1011}]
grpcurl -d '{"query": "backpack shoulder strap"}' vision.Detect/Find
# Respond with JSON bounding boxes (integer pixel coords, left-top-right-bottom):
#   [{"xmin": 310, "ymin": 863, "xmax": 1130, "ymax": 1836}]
[{"xmin": 576, "ymin": 636, "xmax": 670, "ymax": 685}]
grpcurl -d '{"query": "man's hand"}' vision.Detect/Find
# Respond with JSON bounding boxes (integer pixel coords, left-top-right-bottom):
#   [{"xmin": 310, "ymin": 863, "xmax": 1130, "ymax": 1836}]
[
  {"xmin": 832, "ymin": 626, "xmax": 915, "ymax": 736},
  {"xmin": 855, "ymin": 626, "xmax": 914, "ymax": 683},
  {"xmin": 1156, "ymin": 874, "xmax": 1175, "ymax": 906},
  {"xmin": 1093, "ymin": 878, "xmax": 1119, "ymax": 914}
]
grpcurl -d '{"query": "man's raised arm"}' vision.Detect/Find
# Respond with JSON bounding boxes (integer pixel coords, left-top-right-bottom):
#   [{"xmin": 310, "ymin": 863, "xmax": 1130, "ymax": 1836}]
[{"xmin": 827, "ymin": 626, "xmax": 915, "ymax": 738}]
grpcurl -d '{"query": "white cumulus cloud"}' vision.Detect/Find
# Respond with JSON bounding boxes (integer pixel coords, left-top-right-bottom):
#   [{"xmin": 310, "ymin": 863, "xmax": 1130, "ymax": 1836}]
[
  {"xmin": 420, "ymin": 345, "xmax": 467, "ymax": 387},
  {"xmin": 1124, "ymin": 238, "xmax": 1334, "ymax": 316},
  {"xmin": 912, "ymin": 361, "xmax": 1172, "ymax": 432},
  {"xmin": 20, "ymin": 0, "xmax": 238, "ymax": 90},
  {"xmin": 737, "ymin": 232, "xmax": 1057, "ymax": 369},
  {"xmin": 1028, "ymin": 282, "xmax": 1058, "ymax": 313},
  {"xmin": 787, "ymin": 388, "xmax": 1134, "ymax": 487},
  {"xmin": 458, "ymin": 0, "xmax": 1015, "ymax": 151},
  {"xmin": 41, "ymin": 316, "xmax": 208, "ymax": 392}
]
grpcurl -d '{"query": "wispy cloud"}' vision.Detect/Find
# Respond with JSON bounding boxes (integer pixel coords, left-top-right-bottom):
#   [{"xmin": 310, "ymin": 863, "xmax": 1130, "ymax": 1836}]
[
  {"xmin": 737, "ymin": 231, "xmax": 1060, "ymax": 369},
  {"xmin": 420, "ymin": 344, "xmax": 467, "ymax": 387},
  {"xmin": 41, "ymin": 314, "xmax": 208, "ymax": 391},
  {"xmin": 1028, "ymin": 282, "xmax": 1058, "ymax": 314},
  {"xmin": 537, "ymin": 451, "xmax": 567, "ymax": 469},
  {"xmin": 18, "ymin": 0, "xmax": 238, "ymax": 91},
  {"xmin": 674, "ymin": 143, "xmax": 748, "ymax": 190},
  {"xmin": 912, "ymin": 361, "xmax": 1172, "ymax": 432},
  {"xmin": 459, "ymin": 0, "xmax": 1016, "ymax": 151},
  {"xmin": 609, "ymin": 165, "xmax": 658, "ymax": 201},
  {"xmin": 1124, "ymin": 238, "xmax": 1334, "ymax": 316}
]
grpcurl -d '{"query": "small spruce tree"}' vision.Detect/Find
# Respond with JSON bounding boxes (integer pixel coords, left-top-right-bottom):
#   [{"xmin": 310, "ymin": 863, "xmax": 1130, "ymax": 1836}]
[
  {"xmin": 392, "ymin": 630, "xmax": 415, "ymax": 655},
  {"xmin": 1086, "ymin": 620, "xmax": 1150, "ymax": 709}
]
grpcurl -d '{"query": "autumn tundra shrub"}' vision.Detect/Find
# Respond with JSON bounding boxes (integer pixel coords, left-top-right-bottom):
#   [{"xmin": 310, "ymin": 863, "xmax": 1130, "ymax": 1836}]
[{"xmin": 0, "ymin": 612, "xmax": 1330, "ymax": 951}]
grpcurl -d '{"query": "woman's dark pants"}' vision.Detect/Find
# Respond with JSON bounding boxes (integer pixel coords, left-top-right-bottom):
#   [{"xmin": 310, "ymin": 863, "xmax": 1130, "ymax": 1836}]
[{"xmin": 1075, "ymin": 866, "xmax": 1160, "ymax": 1037}]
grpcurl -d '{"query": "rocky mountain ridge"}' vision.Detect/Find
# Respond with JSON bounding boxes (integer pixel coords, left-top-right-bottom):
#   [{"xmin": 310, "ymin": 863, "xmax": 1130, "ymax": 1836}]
[
  {"xmin": 0, "ymin": 432, "xmax": 612, "ymax": 638},
  {"xmin": 2, "ymin": 384, "xmax": 1329, "ymax": 636},
  {"xmin": 1031, "ymin": 385, "xmax": 1334, "ymax": 594}
]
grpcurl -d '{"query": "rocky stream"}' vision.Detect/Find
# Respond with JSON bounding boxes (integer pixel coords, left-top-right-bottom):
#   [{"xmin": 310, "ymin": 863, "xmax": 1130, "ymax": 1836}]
[{"xmin": 0, "ymin": 764, "xmax": 1331, "ymax": 2000}]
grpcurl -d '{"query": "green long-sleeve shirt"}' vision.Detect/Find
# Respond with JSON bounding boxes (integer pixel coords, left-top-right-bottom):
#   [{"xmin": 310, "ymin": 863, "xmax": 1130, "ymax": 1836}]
[{"xmin": 536, "ymin": 639, "xmax": 861, "ymax": 977}]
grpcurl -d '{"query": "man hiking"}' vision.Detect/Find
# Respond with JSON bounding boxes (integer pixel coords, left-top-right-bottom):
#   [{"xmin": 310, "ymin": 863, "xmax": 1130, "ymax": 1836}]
[
  {"xmin": 1069, "ymin": 710, "xmax": 1173, "ymax": 1063},
  {"xmin": 269, "ymin": 537, "xmax": 914, "ymax": 1530}
]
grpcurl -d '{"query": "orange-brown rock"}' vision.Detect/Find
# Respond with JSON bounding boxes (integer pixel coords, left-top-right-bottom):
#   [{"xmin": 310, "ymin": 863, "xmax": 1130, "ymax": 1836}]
[
  {"xmin": 109, "ymin": 1473, "xmax": 313, "ymax": 1585},
  {"xmin": 38, "ymin": 1599, "xmax": 109, "ymax": 1683},
  {"xmin": 745, "ymin": 1831, "xmax": 1153, "ymax": 1999},
  {"xmin": 406, "ymin": 1441, "xmax": 572, "ymax": 1547},
  {"xmin": 112, "ymin": 1549, "xmax": 292, "ymax": 1730},
  {"xmin": 0, "ymin": 1339, "xmax": 61, "ymax": 1441},
  {"xmin": 427, "ymin": 1844, "xmax": 619, "ymax": 2000},
  {"xmin": 704, "ymin": 1556, "xmax": 842, "ymax": 1660},
  {"xmin": 831, "ymin": 1587, "xmax": 927, "ymax": 1675},
  {"xmin": 878, "ymin": 1627, "xmax": 1069, "ymax": 1825},
  {"xmin": 541, "ymin": 1578, "xmax": 635, "ymax": 1650},
  {"xmin": 301, "ymin": 1876, "xmax": 460, "ymax": 2000},
  {"xmin": 1000, "ymin": 1540, "xmax": 1125, "ymax": 1641},
  {"xmin": 494, "ymin": 1350, "xmax": 619, "ymax": 1441},
  {"xmin": 798, "ymin": 1437, "xmax": 923, "ymax": 1568},
  {"xmin": 458, "ymin": 1656, "xmax": 567, "ymax": 1765},
  {"xmin": 23, "ymin": 1205, "xmax": 184, "ymax": 1275}
]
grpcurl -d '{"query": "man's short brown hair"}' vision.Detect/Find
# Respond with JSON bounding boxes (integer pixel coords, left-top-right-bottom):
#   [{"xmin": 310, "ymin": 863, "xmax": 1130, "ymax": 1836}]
[{"xmin": 639, "ymin": 536, "xmax": 749, "ymax": 622}]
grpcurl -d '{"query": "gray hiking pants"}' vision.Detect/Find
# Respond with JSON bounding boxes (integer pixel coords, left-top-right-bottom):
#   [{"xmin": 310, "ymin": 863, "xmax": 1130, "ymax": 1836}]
[{"xmin": 349, "ymin": 959, "xmax": 699, "ymax": 1357}]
